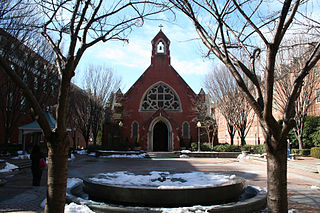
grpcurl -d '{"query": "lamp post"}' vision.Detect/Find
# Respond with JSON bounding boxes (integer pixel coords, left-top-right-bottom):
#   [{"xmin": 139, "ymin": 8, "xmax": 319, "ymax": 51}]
[
  {"xmin": 118, "ymin": 121, "xmax": 123, "ymax": 143},
  {"xmin": 197, "ymin": 121, "xmax": 201, "ymax": 152}
]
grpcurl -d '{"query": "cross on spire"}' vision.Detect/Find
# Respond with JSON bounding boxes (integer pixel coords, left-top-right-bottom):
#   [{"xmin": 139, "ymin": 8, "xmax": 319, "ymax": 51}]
[{"xmin": 159, "ymin": 24, "xmax": 164, "ymax": 31}]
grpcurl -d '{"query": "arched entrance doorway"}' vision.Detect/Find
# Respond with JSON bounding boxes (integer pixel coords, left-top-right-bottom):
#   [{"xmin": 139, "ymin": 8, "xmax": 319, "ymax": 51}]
[{"xmin": 153, "ymin": 121, "xmax": 168, "ymax": 151}]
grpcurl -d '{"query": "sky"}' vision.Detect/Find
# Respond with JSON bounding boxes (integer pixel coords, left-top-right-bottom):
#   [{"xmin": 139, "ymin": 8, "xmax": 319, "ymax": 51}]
[{"xmin": 73, "ymin": 14, "xmax": 215, "ymax": 94}]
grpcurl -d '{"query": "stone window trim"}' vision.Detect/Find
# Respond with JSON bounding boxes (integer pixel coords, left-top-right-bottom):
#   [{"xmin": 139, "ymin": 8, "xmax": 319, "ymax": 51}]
[
  {"xmin": 316, "ymin": 89, "xmax": 320, "ymax": 104},
  {"xmin": 139, "ymin": 81, "xmax": 182, "ymax": 112},
  {"xmin": 131, "ymin": 121, "xmax": 139, "ymax": 138},
  {"xmin": 182, "ymin": 121, "xmax": 190, "ymax": 139}
]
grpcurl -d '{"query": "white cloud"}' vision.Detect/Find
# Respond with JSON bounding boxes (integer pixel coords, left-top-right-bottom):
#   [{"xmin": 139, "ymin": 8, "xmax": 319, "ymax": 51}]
[{"xmin": 172, "ymin": 58, "xmax": 212, "ymax": 75}]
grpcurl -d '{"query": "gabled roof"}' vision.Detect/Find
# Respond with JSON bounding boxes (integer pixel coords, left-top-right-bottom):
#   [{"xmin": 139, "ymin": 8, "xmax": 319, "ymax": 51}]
[{"xmin": 19, "ymin": 112, "xmax": 56, "ymax": 134}]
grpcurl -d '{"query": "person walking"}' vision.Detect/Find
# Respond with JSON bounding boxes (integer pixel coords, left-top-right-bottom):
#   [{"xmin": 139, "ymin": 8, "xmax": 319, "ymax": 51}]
[{"xmin": 30, "ymin": 144, "xmax": 46, "ymax": 186}]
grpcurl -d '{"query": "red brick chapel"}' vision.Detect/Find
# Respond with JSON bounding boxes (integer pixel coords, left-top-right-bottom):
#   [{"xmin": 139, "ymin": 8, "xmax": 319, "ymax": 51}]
[{"xmin": 103, "ymin": 30, "xmax": 209, "ymax": 151}]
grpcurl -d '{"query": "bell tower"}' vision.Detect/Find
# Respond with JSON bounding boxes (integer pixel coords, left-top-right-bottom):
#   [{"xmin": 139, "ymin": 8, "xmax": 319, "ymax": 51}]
[{"xmin": 151, "ymin": 28, "xmax": 170, "ymax": 65}]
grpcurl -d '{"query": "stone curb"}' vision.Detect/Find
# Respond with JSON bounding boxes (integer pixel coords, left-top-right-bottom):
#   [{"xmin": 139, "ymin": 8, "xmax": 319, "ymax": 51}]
[{"xmin": 67, "ymin": 184, "xmax": 267, "ymax": 213}]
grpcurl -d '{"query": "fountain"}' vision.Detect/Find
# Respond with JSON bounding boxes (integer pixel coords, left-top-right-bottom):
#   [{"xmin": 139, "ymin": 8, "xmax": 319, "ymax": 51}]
[{"xmin": 83, "ymin": 171, "xmax": 245, "ymax": 207}]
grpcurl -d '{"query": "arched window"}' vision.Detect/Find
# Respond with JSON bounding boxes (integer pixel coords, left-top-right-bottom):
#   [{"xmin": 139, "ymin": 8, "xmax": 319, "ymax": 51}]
[
  {"xmin": 140, "ymin": 82, "xmax": 181, "ymax": 111},
  {"xmin": 132, "ymin": 121, "xmax": 138, "ymax": 138},
  {"xmin": 182, "ymin": 122, "xmax": 190, "ymax": 139},
  {"xmin": 156, "ymin": 41, "xmax": 165, "ymax": 54}
]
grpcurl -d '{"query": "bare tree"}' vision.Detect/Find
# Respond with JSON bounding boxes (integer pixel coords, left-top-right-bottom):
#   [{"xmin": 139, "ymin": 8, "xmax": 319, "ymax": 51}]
[
  {"xmin": 0, "ymin": 1, "xmax": 167, "ymax": 212},
  {"xmin": 169, "ymin": 0, "xmax": 320, "ymax": 212},
  {"xmin": 201, "ymin": 116, "xmax": 217, "ymax": 148},
  {"xmin": 83, "ymin": 65, "xmax": 121, "ymax": 146},
  {"xmin": 205, "ymin": 67, "xmax": 238, "ymax": 145},
  {"xmin": 66, "ymin": 84, "xmax": 90, "ymax": 148},
  {"xmin": 234, "ymin": 89, "xmax": 254, "ymax": 146},
  {"xmin": 274, "ymin": 41, "xmax": 320, "ymax": 149}
]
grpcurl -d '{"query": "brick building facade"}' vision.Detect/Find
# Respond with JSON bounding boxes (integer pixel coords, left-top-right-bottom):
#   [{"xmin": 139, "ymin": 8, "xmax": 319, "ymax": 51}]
[
  {"xmin": 215, "ymin": 62, "xmax": 320, "ymax": 146},
  {"xmin": 103, "ymin": 30, "xmax": 211, "ymax": 151},
  {"xmin": 0, "ymin": 29, "xmax": 86, "ymax": 150}
]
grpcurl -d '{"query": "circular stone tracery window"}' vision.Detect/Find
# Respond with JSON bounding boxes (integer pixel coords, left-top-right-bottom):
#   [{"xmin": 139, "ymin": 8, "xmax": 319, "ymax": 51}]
[{"xmin": 140, "ymin": 83, "xmax": 181, "ymax": 111}]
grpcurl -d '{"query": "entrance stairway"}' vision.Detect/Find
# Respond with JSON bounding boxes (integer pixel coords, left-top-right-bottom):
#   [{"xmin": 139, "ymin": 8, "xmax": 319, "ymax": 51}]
[{"xmin": 146, "ymin": 152, "xmax": 180, "ymax": 158}]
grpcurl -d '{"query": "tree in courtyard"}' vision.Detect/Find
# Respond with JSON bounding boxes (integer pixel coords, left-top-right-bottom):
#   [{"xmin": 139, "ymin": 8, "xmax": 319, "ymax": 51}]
[
  {"xmin": 83, "ymin": 65, "xmax": 121, "ymax": 146},
  {"xmin": 169, "ymin": 0, "xmax": 320, "ymax": 212},
  {"xmin": 274, "ymin": 40, "xmax": 320, "ymax": 149},
  {"xmin": 0, "ymin": 1, "xmax": 167, "ymax": 212},
  {"xmin": 234, "ymin": 89, "xmax": 254, "ymax": 146},
  {"xmin": 205, "ymin": 66, "xmax": 239, "ymax": 145}
]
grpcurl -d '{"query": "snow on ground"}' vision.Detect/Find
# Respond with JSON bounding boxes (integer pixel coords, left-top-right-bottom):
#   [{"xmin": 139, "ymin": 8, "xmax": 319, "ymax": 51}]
[
  {"xmin": 65, "ymin": 202, "xmax": 95, "ymax": 213},
  {"xmin": 75, "ymin": 150, "xmax": 87, "ymax": 155},
  {"xmin": 89, "ymin": 171, "xmax": 234, "ymax": 188},
  {"xmin": 11, "ymin": 154, "xmax": 30, "ymax": 159},
  {"xmin": 100, "ymin": 153, "xmax": 146, "ymax": 158},
  {"xmin": 0, "ymin": 162, "xmax": 18, "ymax": 173},
  {"xmin": 68, "ymin": 154, "xmax": 75, "ymax": 161}
]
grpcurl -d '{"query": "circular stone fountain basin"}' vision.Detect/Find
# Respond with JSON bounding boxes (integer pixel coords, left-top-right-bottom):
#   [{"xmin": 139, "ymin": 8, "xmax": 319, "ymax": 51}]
[{"xmin": 83, "ymin": 172, "xmax": 245, "ymax": 207}]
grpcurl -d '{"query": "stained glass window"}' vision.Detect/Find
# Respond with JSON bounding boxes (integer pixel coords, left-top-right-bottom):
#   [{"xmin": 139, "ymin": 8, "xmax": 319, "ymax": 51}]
[{"xmin": 140, "ymin": 83, "xmax": 181, "ymax": 111}]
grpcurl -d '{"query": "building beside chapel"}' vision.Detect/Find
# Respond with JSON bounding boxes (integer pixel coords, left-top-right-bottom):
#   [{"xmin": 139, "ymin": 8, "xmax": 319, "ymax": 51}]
[{"xmin": 103, "ymin": 30, "xmax": 212, "ymax": 151}]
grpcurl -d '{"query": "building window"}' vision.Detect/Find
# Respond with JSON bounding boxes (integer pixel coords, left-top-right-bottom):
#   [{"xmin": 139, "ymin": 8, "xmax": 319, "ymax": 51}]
[
  {"xmin": 21, "ymin": 96, "xmax": 26, "ymax": 112},
  {"xmin": 182, "ymin": 122, "xmax": 190, "ymax": 139},
  {"xmin": 156, "ymin": 41, "xmax": 165, "ymax": 54},
  {"xmin": 316, "ymin": 89, "xmax": 320, "ymax": 104},
  {"xmin": 6, "ymin": 92, "xmax": 13, "ymax": 111},
  {"xmin": 314, "ymin": 66, "xmax": 319, "ymax": 76},
  {"xmin": 132, "ymin": 121, "xmax": 138, "ymax": 138},
  {"xmin": 140, "ymin": 82, "xmax": 181, "ymax": 111}
]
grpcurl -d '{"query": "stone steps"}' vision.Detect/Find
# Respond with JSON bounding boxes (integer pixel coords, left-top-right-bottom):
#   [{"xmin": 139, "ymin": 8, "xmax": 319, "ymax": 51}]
[{"xmin": 146, "ymin": 152, "xmax": 180, "ymax": 158}]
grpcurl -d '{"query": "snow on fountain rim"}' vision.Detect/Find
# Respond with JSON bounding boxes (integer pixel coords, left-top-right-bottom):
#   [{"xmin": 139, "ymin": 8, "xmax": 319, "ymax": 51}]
[{"xmin": 88, "ymin": 171, "xmax": 238, "ymax": 189}]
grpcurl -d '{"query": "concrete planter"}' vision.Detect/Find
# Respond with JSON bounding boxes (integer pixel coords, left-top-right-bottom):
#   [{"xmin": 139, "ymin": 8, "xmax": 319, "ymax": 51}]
[{"xmin": 83, "ymin": 176, "xmax": 245, "ymax": 207}]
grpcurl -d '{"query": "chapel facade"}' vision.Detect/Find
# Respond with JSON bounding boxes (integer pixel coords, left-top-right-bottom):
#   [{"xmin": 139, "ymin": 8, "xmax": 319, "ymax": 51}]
[{"xmin": 103, "ymin": 30, "xmax": 210, "ymax": 151}]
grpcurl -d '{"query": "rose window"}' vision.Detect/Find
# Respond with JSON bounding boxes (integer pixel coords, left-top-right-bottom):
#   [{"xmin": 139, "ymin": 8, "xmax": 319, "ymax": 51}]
[{"xmin": 140, "ymin": 83, "xmax": 181, "ymax": 111}]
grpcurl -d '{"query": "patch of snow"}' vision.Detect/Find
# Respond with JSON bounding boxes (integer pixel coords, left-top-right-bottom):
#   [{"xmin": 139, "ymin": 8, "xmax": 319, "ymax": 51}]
[
  {"xmin": 65, "ymin": 202, "xmax": 95, "ymax": 213},
  {"xmin": 288, "ymin": 209, "xmax": 300, "ymax": 213},
  {"xmin": 40, "ymin": 199, "xmax": 46, "ymax": 208},
  {"xmin": 237, "ymin": 153, "xmax": 250, "ymax": 159},
  {"xmin": 179, "ymin": 154, "xmax": 190, "ymax": 158},
  {"xmin": 311, "ymin": 185, "xmax": 320, "ymax": 190},
  {"xmin": 97, "ymin": 150, "xmax": 142, "ymax": 153},
  {"xmin": 68, "ymin": 154, "xmax": 75, "ymax": 161},
  {"xmin": 0, "ymin": 162, "xmax": 18, "ymax": 173},
  {"xmin": 88, "ymin": 153, "xmax": 96, "ymax": 156},
  {"xmin": 76, "ymin": 150, "xmax": 87, "ymax": 155},
  {"xmin": 89, "ymin": 171, "xmax": 233, "ymax": 188},
  {"xmin": 100, "ymin": 153, "xmax": 146, "ymax": 158},
  {"xmin": 67, "ymin": 178, "xmax": 83, "ymax": 192},
  {"xmin": 181, "ymin": 150, "xmax": 191, "ymax": 154},
  {"xmin": 11, "ymin": 154, "xmax": 30, "ymax": 159}
]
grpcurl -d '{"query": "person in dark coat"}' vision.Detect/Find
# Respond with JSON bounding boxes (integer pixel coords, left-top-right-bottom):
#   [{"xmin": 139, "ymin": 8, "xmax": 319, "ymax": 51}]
[{"xmin": 30, "ymin": 144, "xmax": 45, "ymax": 186}]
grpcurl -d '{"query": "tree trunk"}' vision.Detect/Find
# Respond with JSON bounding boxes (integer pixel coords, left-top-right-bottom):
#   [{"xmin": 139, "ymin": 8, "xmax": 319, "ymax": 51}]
[
  {"xmin": 266, "ymin": 136, "xmax": 288, "ymax": 212},
  {"xmin": 298, "ymin": 134, "xmax": 303, "ymax": 150},
  {"xmin": 240, "ymin": 136, "xmax": 246, "ymax": 146},
  {"xmin": 230, "ymin": 134, "xmax": 234, "ymax": 145},
  {"xmin": 45, "ymin": 134, "xmax": 69, "ymax": 213}
]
